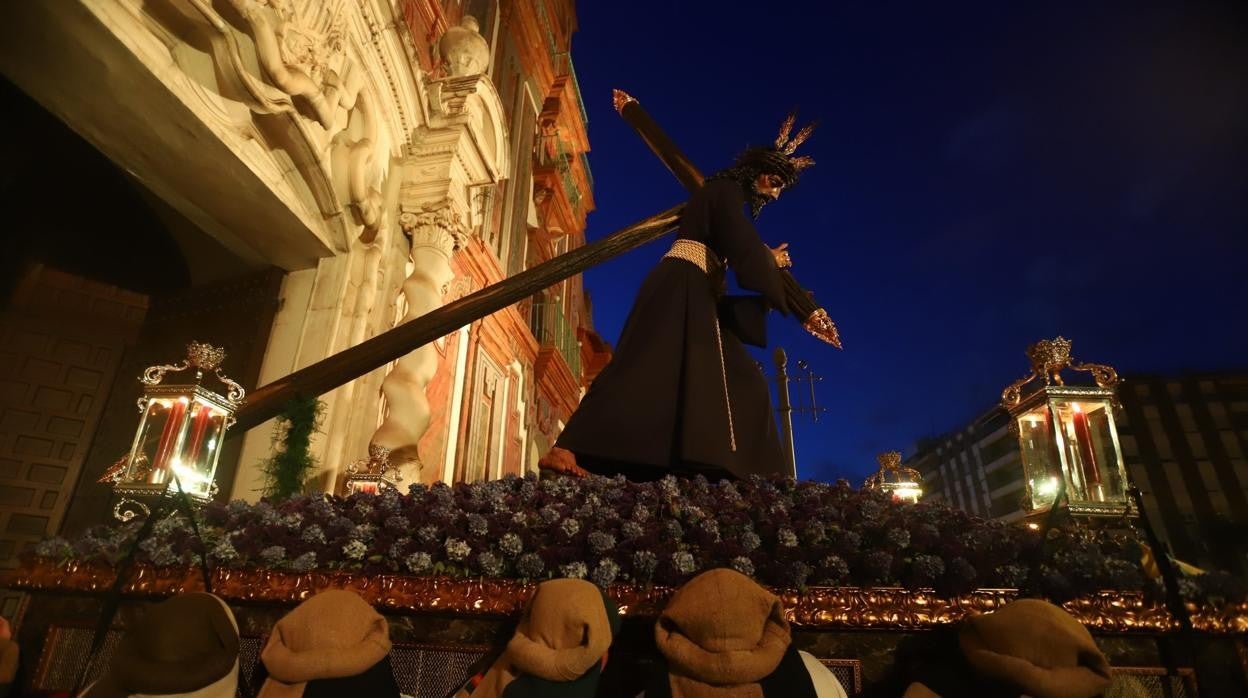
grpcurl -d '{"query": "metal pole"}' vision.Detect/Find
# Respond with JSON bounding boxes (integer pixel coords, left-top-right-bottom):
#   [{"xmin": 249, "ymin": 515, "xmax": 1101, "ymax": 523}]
[{"xmin": 773, "ymin": 346, "xmax": 797, "ymax": 477}]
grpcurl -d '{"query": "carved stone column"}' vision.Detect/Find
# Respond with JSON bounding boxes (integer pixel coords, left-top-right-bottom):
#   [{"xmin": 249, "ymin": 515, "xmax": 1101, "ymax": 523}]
[{"xmin": 368, "ymin": 200, "xmax": 465, "ymax": 476}]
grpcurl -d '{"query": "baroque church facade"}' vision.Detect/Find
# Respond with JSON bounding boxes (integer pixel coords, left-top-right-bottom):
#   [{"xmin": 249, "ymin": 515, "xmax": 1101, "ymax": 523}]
[{"xmin": 0, "ymin": 0, "xmax": 602, "ymax": 603}]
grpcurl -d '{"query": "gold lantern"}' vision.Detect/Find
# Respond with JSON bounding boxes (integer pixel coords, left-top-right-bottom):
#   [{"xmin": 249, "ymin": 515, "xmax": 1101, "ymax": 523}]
[
  {"xmin": 343, "ymin": 444, "xmax": 403, "ymax": 495},
  {"xmin": 1001, "ymin": 337, "xmax": 1132, "ymax": 518},
  {"xmin": 103, "ymin": 342, "xmax": 244, "ymax": 520},
  {"xmin": 864, "ymin": 451, "xmax": 923, "ymax": 504}
]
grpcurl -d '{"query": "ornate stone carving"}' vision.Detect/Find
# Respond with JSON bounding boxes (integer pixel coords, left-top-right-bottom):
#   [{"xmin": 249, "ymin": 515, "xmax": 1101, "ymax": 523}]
[
  {"xmin": 398, "ymin": 200, "xmax": 466, "ymax": 257},
  {"xmin": 438, "ymin": 16, "xmax": 490, "ymax": 78}
]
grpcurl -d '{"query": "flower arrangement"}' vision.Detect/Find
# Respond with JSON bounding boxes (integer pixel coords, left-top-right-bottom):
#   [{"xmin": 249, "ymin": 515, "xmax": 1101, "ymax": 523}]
[{"xmin": 29, "ymin": 474, "xmax": 1246, "ymax": 605}]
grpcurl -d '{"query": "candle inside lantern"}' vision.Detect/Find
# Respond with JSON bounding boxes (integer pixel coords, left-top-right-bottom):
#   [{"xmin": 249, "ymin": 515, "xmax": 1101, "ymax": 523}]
[
  {"xmin": 185, "ymin": 404, "xmax": 213, "ymax": 466},
  {"xmin": 151, "ymin": 398, "xmax": 188, "ymax": 482},
  {"xmin": 1071, "ymin": 403, "xmax": 1102, "ymax": 500}
]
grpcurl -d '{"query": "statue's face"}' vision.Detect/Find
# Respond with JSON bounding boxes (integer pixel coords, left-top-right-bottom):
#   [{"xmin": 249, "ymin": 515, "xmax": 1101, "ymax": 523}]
[{"xmin": 753, "ymin": 173, "xmax": 785, "ymax": 201}]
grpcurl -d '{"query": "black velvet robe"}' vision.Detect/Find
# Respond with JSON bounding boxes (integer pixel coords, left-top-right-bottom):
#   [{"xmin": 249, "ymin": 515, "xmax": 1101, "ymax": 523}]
[{"xmin": 556, "ymin": 179, "xmax": 791, "ymax": 480}]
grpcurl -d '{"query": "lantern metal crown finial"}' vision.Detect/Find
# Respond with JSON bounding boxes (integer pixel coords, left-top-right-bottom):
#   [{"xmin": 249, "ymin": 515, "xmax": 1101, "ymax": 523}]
[
  {"xmin": 1001, "ymin": 336, "xmax": 1119, "ymax": 408},
  {"xmin": 864, "ymin": 450, "xmax": 923, "ymax": 503},
  {"xmin": 142, "ymin": 342, "xmax": 245, "ymax": 407}
]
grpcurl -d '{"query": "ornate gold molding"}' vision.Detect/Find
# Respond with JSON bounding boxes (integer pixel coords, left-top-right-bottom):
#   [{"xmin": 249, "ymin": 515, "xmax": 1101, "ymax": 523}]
[{"xmin": 5, "ymin": 560, "xmax": 1245, "ymax": 633}]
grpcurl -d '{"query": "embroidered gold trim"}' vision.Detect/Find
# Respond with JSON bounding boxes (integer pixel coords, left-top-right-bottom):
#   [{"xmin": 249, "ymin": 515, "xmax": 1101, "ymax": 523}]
[{"xmin": 663, "ymin": 239, "xmax": 722, "ymax": 274}]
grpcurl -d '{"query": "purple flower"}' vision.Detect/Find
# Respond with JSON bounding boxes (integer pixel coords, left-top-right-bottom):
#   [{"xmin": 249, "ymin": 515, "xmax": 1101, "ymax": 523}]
[
  {"xmin": 588, "ymin": 531, "xmax": 616, "ymax": 555},
  {"xmin": 591, "ymin": 559, "xmax": 621, "ymax": 587},
  {"xmin": 731, "ymin": 556, "xmax": 755, "ymax": 577},
  {"xmin": 350, "ymin": 523, "xmax": 377, "ymax": 542},
  {"xmin": 307, "ymin": 496, "xmax": 334, "ymax": 519},
  {"xmin": 499, "ymin": 532, "xmax": 523, "ymax": 557},
  {"xmin": 407, "ymin": 483, "xmax": 427, "ymax": 497},
  {"xmin": 561, "ymin": 561, "xmax": 588, "ymax": 579},
  {"xmin": 405, "ymin": 552, "xmax": 432, "ymax": 574},
  {"xmin": 385, "ymin": 515, "xmax": 408, "ymax": 532},
  {"xmin": 539, "ymin": 506, "xmax": 561, "ymax": 524},
  {"xmin": 388, "ymin": 537, "xmax": 411, "ymax": 560},
  {"xmin": 516, "ymin": 552, "xmax": 544, "ymax": 578},
  {"xmin": 354, "ymin": 500, "xmax": 374, "ymax": 517},
  {"xmin": 445, "ymin": 538, "xmax": 471, "ymax": 562}
]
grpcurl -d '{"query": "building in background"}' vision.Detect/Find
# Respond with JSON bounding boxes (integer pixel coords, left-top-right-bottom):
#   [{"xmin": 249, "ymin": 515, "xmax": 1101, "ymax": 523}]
[
  {"xmin": 909, "ymin": 372, "xmax": 1248, "ymax": 575},
  {"xmin": 0, "ymin": 0, "xmax": 607, "ymax": 618}
]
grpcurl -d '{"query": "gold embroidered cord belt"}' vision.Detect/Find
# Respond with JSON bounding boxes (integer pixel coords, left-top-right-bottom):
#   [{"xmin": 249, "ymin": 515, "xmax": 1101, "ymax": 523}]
[{"xmin": 663, "ymin": 239, "xmax": 722, "ymax": 275}]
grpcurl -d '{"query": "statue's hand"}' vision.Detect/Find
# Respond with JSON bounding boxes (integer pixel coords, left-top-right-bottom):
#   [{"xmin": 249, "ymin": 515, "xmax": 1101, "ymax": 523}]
[
  {"xmin": 770, "ymin": 243, "xmax": 792, "ymax": 269},
  {"xmin": 804, "ymin": 309, "xmax": 843, "ymax": 349}
]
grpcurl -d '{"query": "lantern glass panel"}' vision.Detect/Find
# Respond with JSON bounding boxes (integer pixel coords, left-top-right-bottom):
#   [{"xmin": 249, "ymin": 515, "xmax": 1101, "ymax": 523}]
[
  {"xmin": 1049, "ymin": 396, "xmax": 1125, "ymax": 504},
  {"xmin": 1016, "ymin": 405, "xmax": 1063, "ymax": 510},
  {"xmin": 169, "ymin": 399, "xmax": 227, "ymax": 499}
]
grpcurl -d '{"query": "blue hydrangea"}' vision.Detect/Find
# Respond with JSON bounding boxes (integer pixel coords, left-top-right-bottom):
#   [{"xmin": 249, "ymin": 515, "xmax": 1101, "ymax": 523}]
[
  {"xmin": 378, "ymin": 487, "xmax": 402, "ymax": 512},
  {"xmin": 516, "ymin": 552, "xmax": 544, "ymax": 578},
  {"xmin": 789, "ymin": 561, "xmax": 812, "ymax": 587},
  {"xmin": 777, "ymin": 528, "xmax": 798, "ymax": 547},
  {"xmin": 226, "ymin": 499, "xmax": 253, "ymax": 516},
  {"xmin": 445, "ymin": 538, "xmax": 471, "ymax": 562},
  {"xmin": 539, "ymin": 506, "xmax": 561, "ymax": 524},
  {"xmin": 405, "ymin": 552, "xmax": 433, "ymax": 574},
  {"xmin": 588, "ymin": 531, "xmax": 615, "ymax": 555},
  {"xmin": 859, "ymin": 500, "xmax": 884, "ymax": 523},
  {"xmin": 354, "ymin": 500, "xmax": 374, "ymax": 517},
  {"xmin": 260, "ymin": 546, "xmax": 287, "ymax": 565},
  {"xmin": 864, "ymin": 550, "xmax": 894, "ymax": 583},
  {"xmin": 820, "ymin": 554, "xmax": 850, "ymax": 584},
  {"xmin": 351, "ymin": 523, "xmax": 378, "ymax": 542},
  {"xmin": 561, "ymin": 561, "xmax": 589, "ymax": 579},
  {"xmin": 211, "ymin": 538, "xmax": 239, "ymax": 563},
  {"xmin": 621, "ymin": 521, "xmax": 644, "ymax": 540},
  {"xmin": 301, "ymin": 525, "xmax": 326, "ymax": 544},
  {"xmin": 671, "ymin": 551, "xmax": 697, "ymax": 576},
  {"xmin": 591, "ymin": 559, "xmax": 620, "ymax": 587},
  {"xmin": 467, "ymin": 513, "xmax": 489, "ymax": 537},
  {"xmin": 329, "ymin": 515, "xmax": 355, "ymax": 531},
  {"xmin": 911, "ymin": 554, "xmax": 946, "ymax": 584},
  {"xmin": 385, "ymin": 537, "xmax": 409, "ymax": 559},
  {"xmin": 477, "ymin": 551, "xmax": 504, "ymax": 577},
  {"xmin": 307, "ymin": 496, "xmax": 334, "ymax": 519},
  {"xmin": 417, "ymin": 524, "xmax": 440, "ymax": 543},
  {"xmin": 996, "ymin": 563, "xmax": 1027, "ymax": 588},
  {"xmin": 664, "ymin": 520, "xmax": 684, "ymax": 540},
  {"xmin": 342, "ymin": 540, "xmax": 368, "ymax": 560},
  {"xmin": 281, "ymin": 512, "xmax": 304, "ymax": 528},
  {"xmin": 385, "ymin": 515, "xmax": 408, "ymax": 532},
  {"xmin": 34, "ymin": 537, "xmax": 73, "ymax": 559},
  {"xmin": 633, "ymin": 550, "xmax": 658, "ymax": 580},
  {"xmin": 886, "ymin": 528, "xmax": 911, "ymax": 549},
  {"xmin": 430, "ymin": 505, "xmax": 460, "ymax": 524},
  {"xmin": 406, "ymin": 483, "xmax": 427, "ymax": 497},
  {"xmin": 741, "ymin": 531, "xmax": 762, "ymax": 552},
  {"xmin": 258, "ymin": 504, "xmax": 283, "ymax": 527},
  {"xmin": 498, "ymin": 532, "xmax": 523, "ymax": 557},
  {"xmin": 152, "ymin": 514, "xmax": 188, "ymax": 537},
  {"xmin": 149, "ymin": 543, "xmax": 180, "ymax": 567},
  {"xmin": 560, "ymin": 518, "xmax": 581, "ymax": 538},
  {"xmin": 283, "ymin": 551, "xmax": 314, "ymax": 572},
  {"xmin": 730, "ymin": 556, "xmax": 755, "ymax": 577}
]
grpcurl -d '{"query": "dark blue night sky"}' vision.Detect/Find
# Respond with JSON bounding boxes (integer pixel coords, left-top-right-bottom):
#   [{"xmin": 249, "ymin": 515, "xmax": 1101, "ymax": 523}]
[{"xmin": 568, "ymin": 2, "xmax": 1248, "ymax": 484}]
